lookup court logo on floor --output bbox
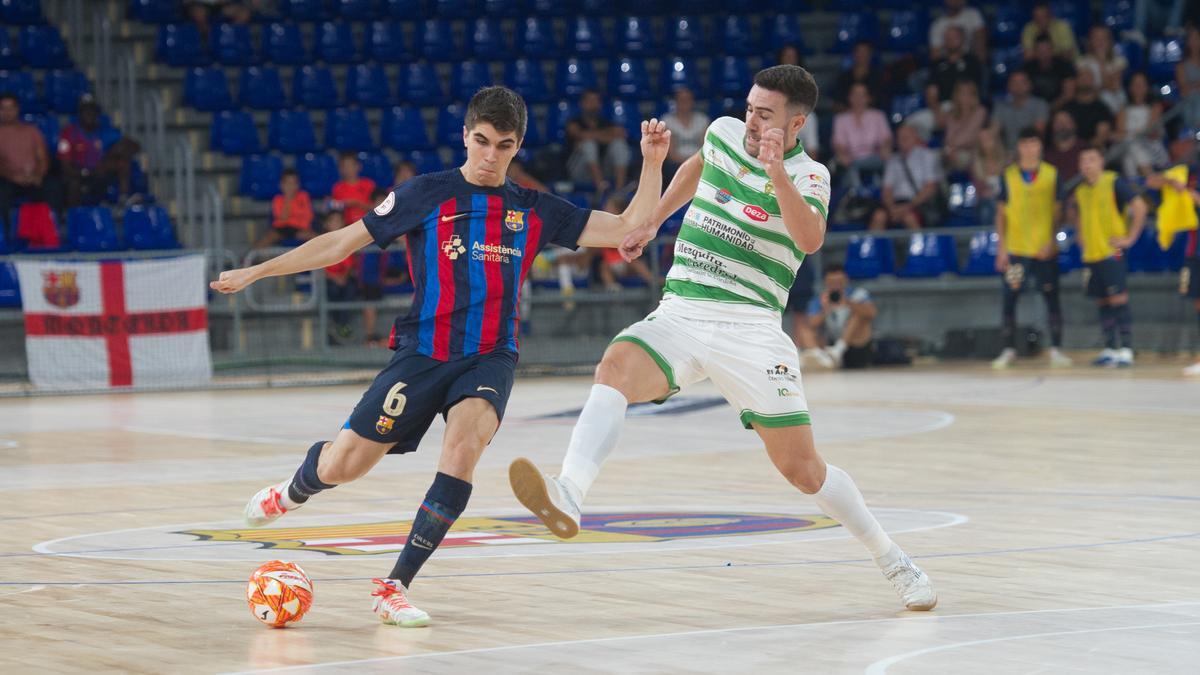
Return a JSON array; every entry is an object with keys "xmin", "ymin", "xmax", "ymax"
[{"xmin": 179, "ymin": 511, "xmax": 839, "ymax": 556}]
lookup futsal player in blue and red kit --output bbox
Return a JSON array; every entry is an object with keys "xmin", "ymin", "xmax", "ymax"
[{"xmin": 211, "ymin": 86, "xmax": 672, "ymax": 626}]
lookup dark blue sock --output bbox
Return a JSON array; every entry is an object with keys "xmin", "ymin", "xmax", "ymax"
[
  {"xmin": 288, "ymin": 441, "xmax": 336, "ymax": 504},
  {"xmin": 389, "ymin": 472, "xmax": 473, "ymax": 587},
  {"xmin": 1115, "ymin": 303, "xmax": 1133, "ymax": 349},
  {"xmin": 1099, "ymin": 306, "xmax": 1119, "ymax": 349}
]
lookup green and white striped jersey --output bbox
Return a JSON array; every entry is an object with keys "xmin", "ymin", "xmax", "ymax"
[{"xmin": 664, "ymin": 116, "xmax": 830, "ymax": 317}]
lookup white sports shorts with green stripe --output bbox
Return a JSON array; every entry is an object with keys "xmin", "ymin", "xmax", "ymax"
[{"xmin": 612, "ymin": 295, "xmax": 810, "ymax": 429}]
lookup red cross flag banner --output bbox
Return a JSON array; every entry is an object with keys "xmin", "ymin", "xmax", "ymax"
[{"xmin": 15, "ymin": 255, "xmax": 212, "ymax": 390}]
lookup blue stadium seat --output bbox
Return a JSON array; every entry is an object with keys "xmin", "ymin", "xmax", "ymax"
[
  {"xmin": 0, "ymin": 262, "xmax": 20, "ymax": 308},
  {"xmin": 357, "ymin": 150, "xmax": 394, "ymax": 187},
  {"xmin": 483, "ymin": 0, "xmax": 523, "ymax": 17},
  {"xmin": 530, "ymin": 0, "xmax": 573, "ymax": 16},
  {"xmin": 844, "ymin": 235, "xmax": 895, "ymax": 279},
  {"xmin": 469, "ymin": 18, "xmax": 507, "ymax": 60},
  {"xmin": 420, "ymin": 19, "xmax": 457, "ymax": 61},
  {"xmin": 436, "ymin": 103, "xmax": 466, "ymax": 147},
  {"xmin": 345, "ymin": 63, "xmax": 392, "ymax": 108},
  {"xmin": 326, "ymin": 107, "xmax": 373, "ymax": 151},
  {"xmin": 1050, "ymin": 1, "xmax": 1088, "ymax": 38},
  {"xmin": 269, "ymin": 109, "xmax": 320, "ymax": 152},
  {"xmin": 123, "ymin": 204, "xmax": 179, "ymax": 250},
  {"xmin": 1148, "ymin": 39, "xmax": 1183, "ymax": 84},
  {"xmin": 45, "ymin": 70, "xmax": 90, "ymax": 114},
  {"xmin": 399, "ymin": 62, "xmax": 447, "ymax": 105},
  {"xmin": 338, "ymin": 0, "xmax": 379, "ymax": 20},
  {"xmin": 316, "ymin": 21, "xmax": 359, "ymax": 64},
  {"xmin": 516, "ymin": 17, "xmax": 559, "ymax": 58},
  {"xmin": 0, "ymin": 0, "xmax": 44, "ymax": 24},
  {"xmin": 383, "ymin": 0, "xmax": 422, "ymax": 17},
  {"xmin": 578, "ymin": 0, "xmax": 613, "ymax": 14},
  {"xmin": 156, "ymin": 24, "xmax": 209, "ymax": 67},
  {"xmin": 292, "ymin": 65, "xmax": 339, "ymax": 109},
  {"xmin": 1127, "ymin": 227, "xmax": 1169, "ymax": 272},
  {"xmin": 616, "ymin": 16, "xmax": 656, "ymax": 56},
  {"xmin": 557, "ymin": 58, "xmax": 597, "ymax": 98},
  {"xmin": 20, "ymin": 26, "xmax": 71, "ymax": 68},
  {"xmin": 886, "ymin": 10, "xmax": 927, "ymax": 53},
  {"xmin": 210, "ymin": 110, "xmax": 262, "ymax": 155},
  {"xmin": 945, "ymin": 177, "xmax": 979, "ymax": 228},
  {"xmin": 721, "ymin": 16, "xmax": 755, "ymax": 57},
  {"xmin": 212, "ymin": 23, "xmax": 257, "ymax": 66},
  {"xmin": 666, "ymin": 15, "xmax": 704, "ymax": 56},
  {"xmin": 368, "ymin": 21, "xmax": 412, "ymax": 63},
  {"xmin": 21, "ymin": 113, "xmax": 59, "ymax": 154},
  {"xmin": 569, "ymin": 17, "xmax": 607, "ymax": 56},
  {"xmin": 434, "ymin": 0, "xmax": 476, "ymax": 19},
  {"xmin": 608, "ymin": 99, "xmax": 642, "ymax": 141},
  {"xmin": 296, "ymin": 152, "xmax": 338, "ymax": 197},
  {"xmin": 888, "ymin": 92, "xmax": 922, "ymax": 125},
  {"xmin": 991, "ymin": 46, "xmax": 1025, "ymax": 93},
  {"xmin": 184, "ymin": 66, "xmax": 233, "ymax": 112},
  {"xmin": 239, "ymin": 66, "xmax": 287, "ymax": 109},
  {"xmin": 833, "ymin": 12, "xmax": 878, "ymax": 54},
  {"xmin": 239, "ymin": 154, "xmax": 284, "ymax": 199},
  {"xmin": 961, "ymin": 231, "xmax": 999, "ymax": 276},
  {"xmin": 1102, "ymin": 0, "xmax": 1135, "ymax": 33},
  {"xmin": 1116, "ymin": 39, "xmax": 1143, "ymax": 73},
  {"xmin": 130, "ymin": 0, "xmax": 181, "ymax": 23},
  {"xmin": 546, "ymin": 99, "xmax": 581, "ymax": 144},
  {"xmin": 520, "ymin": 112, "xmax": 543, "ymax": 147},
  {"xmin": 67, "ymin": 207, "xmax": 120, "ymax": 252},
  {"xmin": 714, "ymin": 56, "xmax": 751, "ymax": 97},
  {"xmin": 0, "ymin": 70, "xmax": 40, "ymax": 114},
  {"xmin": 660, "ymin": 56, "xmax": 701, "ymax": 96},
  {"xmin": 992, "ymin": 6, "xmax": 1027, "ymax": 49},
  {"xmin": 504, "ymin": 58, "xmax": 550, "ymax": 103},
  {"xmin": 769, "ymin": 14, "xmax": 804, "ymax": 53},
  {"xmin": 451, "ymin": 60, "xmax": 492, "ymax": 103},
  {"xmin": 282, "ymin": 0, "xmax": 331, "ymax": 20},
  {"xmin": 407, "ymin": 149, "xmax": 444, "ymax": 173},
  {"xmin": 381, "ymin": 105, "xmax": 432, "ymax": 150},
  {"xmin": 898, "ymin": 233, "xmax": 957, "ymax": 277},
  {"xmin": 608, "ymin": 58, "xmax": 651, "ymax": 99},
  {"xmin": 0, "ymin": 28, "xmax": 19, "ymax": 70},
  {"xmin": 263, "ymin": 22, "xmax": 308, "ymax": 66},
  {"xmin": 1056, "ymin": 230, "xmax": 1082, "ymax": 272}
]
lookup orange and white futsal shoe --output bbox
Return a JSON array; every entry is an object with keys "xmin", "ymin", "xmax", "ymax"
[
  {"xmin": 371, "ymin": 579, "xmax": 430, "ymax": 627},
  {"xmin": 243, "ymin": 480, "xmax": 296, "ymax": 527}
]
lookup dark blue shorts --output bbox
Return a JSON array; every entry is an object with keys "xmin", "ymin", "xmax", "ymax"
[
  {"xmin": 1004, "ymin": 256, "xmax": 1060, "ymax": 293},
  {"xmin": 1085, "ymin": 258, "xmax": 1128, "ymax": 299},
  {"xmin": 345, "ymin": 344, "xmax": 517, "ymax": 454}
]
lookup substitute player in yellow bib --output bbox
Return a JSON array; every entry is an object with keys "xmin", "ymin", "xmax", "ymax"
[
  {"xmin": 508, "ymin": 66, "xmax": 936, "ymax": 611},
  {"xmin": 1068, "ymin": 145, "xmax": 1147, "ymax": 367},
  {"xmin": 992, "ymin": 127, "xmax": 1073, "ymax": 369}
]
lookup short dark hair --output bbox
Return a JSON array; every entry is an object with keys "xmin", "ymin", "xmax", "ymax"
[
  {"xmin": 753, "ymin": 65, "xmax": 819, "ymax": 114},
  {"xmin": 1018, "ymin": 127, "xmax": 1042, "ymax": 141},
  {"xmin": 281, "ymin": 168, "xmax": 299, "ymax": 179},
  {"xmin": 0, "ymin": 92, "xmax": 16, "ymax": 105},
  {"xmin": 338, "ymin": 151, "xmax": 359, "ymax": 163},
  {"xmin": 465, "ymin": 85, "xmax": 527, "ymax": 140},
  {"xmin": 1079, "ymin": 143, "xmax": 1104, "ymax": 156},
  {"xmin": 823, "ymin": 262, "xmax": 845, "ymax": 276}
]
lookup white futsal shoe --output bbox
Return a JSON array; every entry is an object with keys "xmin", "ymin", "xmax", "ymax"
[
  {"xmin": 509, "ymin": 457, "xmax": 582, "ymax": 539},
  {"xmin": 371, "ymin": 579, "xmax": 430, "ymax": 627},
  {"xmin": 1092, "ymin": 348, "xmax": 1118, "ymax": 367},
  {"xmin": 991, "ymin": 347, "xmax": 1017, "ymax": 370},
  {"xmin": 804, "ymin": 348, "xmax": 835, "ymax": 369},
  {"xmin": 1048, "ymin": 348, "xmax": 1073, "ymax": 368},
  {"xmin": 1114, "ymin": 347, "xmax": 1134, "ymax": 368},
  {"xmin": 881, "ymin": 552, "xmax": 938, "ymax": 611},
  {"xmin": 243, "ymin": 480, "xmax": 296, "ymax": 527},
  {"xmin": 1184, "ymin": 361, "xmax": 1200, "ymax": 376}
]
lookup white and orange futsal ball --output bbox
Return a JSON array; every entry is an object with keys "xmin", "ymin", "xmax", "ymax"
[{"xmin": 247, "ymin": 560, "xmax": 313, "ymax": 628}]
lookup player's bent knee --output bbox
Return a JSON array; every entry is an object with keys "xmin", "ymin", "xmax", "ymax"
[
  {"xmin": 785, "ymin": 462, "xmax": 826, "ymax": 494},
  {"xmin": 595, "ymin": 343, "xmax": 667, "ymax": 402}
]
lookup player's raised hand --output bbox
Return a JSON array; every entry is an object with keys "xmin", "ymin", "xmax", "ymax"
[
  {"xmin": 619, "ymin": 222, "xmax": 658, "ymax": 263},
  {"xmin": 210, "ymin": 267, "xmax": 259, "ymax": 294},
  {"xmin": 640, "ymin": 118, "xmax": 671, "ymax": 166},
  {"xmin": 757, "ymin": 127, "xmax": 785, "ymax": 173}
]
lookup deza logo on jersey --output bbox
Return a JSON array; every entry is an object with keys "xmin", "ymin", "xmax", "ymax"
[{"xmin": 743, "ymin": 205, "xmax": 769, "ymax": 222}]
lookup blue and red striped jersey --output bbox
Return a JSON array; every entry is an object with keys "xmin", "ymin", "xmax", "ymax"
[{"xmin": 362, "ymin": 169, "xmax": 591, "ymax": 361}]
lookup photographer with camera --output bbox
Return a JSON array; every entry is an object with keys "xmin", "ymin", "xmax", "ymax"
[{"xmin": 801, "ymin": 263, "xmax": 878, "ymax": 369}]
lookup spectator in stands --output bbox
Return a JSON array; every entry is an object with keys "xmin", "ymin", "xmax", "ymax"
[
  {"xmin": 0, "ymin": 92, "xmax": 50, "ymax": 231},
  {"xmin": 776, "ymin": 44, "xmax": 803, "ymax": 67},
  {"xmin": 938, "ymin": 80, "xmax": 988, "ymax": 171},
  {"xmin": 801, "ymin": 263, "xmax": 878, "ymax": 370},
  {"xmin": 973, "ymin": 127, "xmax": 1007, "ymax": 227},
  {"xmin": 990, "ymin": 70, "xmax": 1050, "ymax": 154},
  {"xmin": 662, "ymin": 87, "xmax": 710, "ymax": 183},
  {"xmin": 253, "ymin": 168, "xmax": 314, "ymax": 249},
  {"xmin": 930, "ymin": 26, "xmax": 985, "ymax": 103},
  {"xmin": 833, "ymin": 83, "xmax": 892, "ymax": 189},
  {"xmin": 786, "ymin": 264, "xmax": 823, "ymax": 367},
  {"xmin": 870, "ymin": 123, "xmax": 943, "ymax": 231},
  {"xmin": 1022, "ymin": 34, "xmax": 1077, "ymax": 110},
  {"xmin": 508, "ymin": 160, "xmax": 550, "ymax": 192},
  {"xmin": 596, "ymin": 195, "xmax": 656, "ymax": 291},
  {"xmin": 901, "ymin": 84, "xmax": 941, "ymax": 145},
  {"xmin": 833, "ymin": 41, "xmax": 886, "ymax": 113},
  {"xmin": 1062, "ymin": 69, "xmax": 1115, "ymax": 146},
  {"xmin": 1021, "ymin": 2, "xmax": 1079, "ymax": 60},
  {"xmin": 1177, "ymin": 25, "xmax": 1200, "ymax": 130},
  {"xmin": 330, "ymin": 152, "xmax": 376, "ymax": 227},
  {"xmin": 1076, "ymin": 26, "xmax": 1128, "ymax": 114},
  {"xmin": 566, "ymin": 89, "xmax": 631, "ymax": 192},
  {"xmin": 58, "ymin": 96, "xmax": 141, "ymax": 209},
  {"xmin": 1134, "ymin": 0, "xmax": 1188, "ymax": 41},
  {"xmin": 1117, "ymin": 72, "xmax": 1169, "ymax": 177},
  {"xmin": 185, "ymin": 1, "xmax": 255, "ymax": 41},
  {"xmin": 319, "ymin": 210, "xmax": 358, "ymax": 343},
  {"xmin": 394, "ymin": 160, "xmax": 417, "ymax": 186},
  {"xmin": 1044, "ymin": 110, "xmax": 1084, "ymax": 182},
  {"xmin": 929, "ymin": 0, "xmax": 987, "ymax": 61}
]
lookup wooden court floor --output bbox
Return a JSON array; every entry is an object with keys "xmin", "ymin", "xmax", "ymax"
[{"xmin": 1, "ymin": 359, "xmax": 1198, "ymax": 674}]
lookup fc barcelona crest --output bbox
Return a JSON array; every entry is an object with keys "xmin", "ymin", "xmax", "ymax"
[
  {"xmin": 505, "ymin": 209, "xmax": 526, "ymax": 232},
  {"xmin": 42, "ymin": 270, "xmax": 80, "ymax": 308},
  {"xmin": 376, "ymin": 415, "xmax": 394, "ymax": 435}
]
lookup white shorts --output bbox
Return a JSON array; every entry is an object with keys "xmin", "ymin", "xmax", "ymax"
[{"xmin": 612, "ymin": 299, "xmax": 810, "ymax": 429}]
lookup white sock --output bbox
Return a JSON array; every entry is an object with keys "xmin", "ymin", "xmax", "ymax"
[
  {"xmin": 559, "ymin": 384, "xmax": 628, "ymax": 504},
  {"xmin": 557, "ymin": 263, "xmax": 574, "ymax": 291},
  {"xmin": 812, "ymin": 464, "xmax": 899, "ymax": 567}
]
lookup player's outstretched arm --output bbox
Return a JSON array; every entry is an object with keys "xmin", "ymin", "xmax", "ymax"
[
  {"xmin": 758, "ymin": 128, "xmax": 825, "ymax": 254},
  {"xmin": 210, "ymin": 221, "xmax": 374, "ymax": 294},
  {"xmin": 612, "ymin": 149, "xmax": 706, "ymax": 262},
  {"xmin": 576, "ymin": 119, "xmax": 670, "ymax": 254}
]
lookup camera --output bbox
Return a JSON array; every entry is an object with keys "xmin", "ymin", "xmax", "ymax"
[{"xmin": 828, "ymin": 289, "xmax": 842, "ymax": 303}]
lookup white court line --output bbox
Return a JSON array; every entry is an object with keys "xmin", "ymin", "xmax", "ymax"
[
  {"xmin": 864, "ymin": 621, "xmax": 1200, "ymax": 674},
  {"xmin": 0, "ymin": 585, "xmax": 45, "ymax": 597},
  {"xmin": 0, "ymin": 439, "xmax": 19, "ymax": 449},
  {"xmin": 223, "ymin": 600, "xmax": 1200, "ymax": 674},
  {"xmin": 119, "ymin": 426, "xmax": 306, "ymax": 445}
]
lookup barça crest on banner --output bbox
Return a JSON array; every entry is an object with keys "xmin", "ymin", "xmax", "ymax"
[
  {"xmin": 376, "ymin": 415, "xmax": 394, "ymax": 435},
  {"xmin": 505, "ymin": 209, "xmax": 526, "ymax": 232},
  {"xmin": 42, "ymin": 271, "xmax": 80, "ymax": 308}
]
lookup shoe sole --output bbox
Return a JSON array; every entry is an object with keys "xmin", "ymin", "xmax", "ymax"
[
  {"xmin": 509, "ymin": 457, "xmax": 580, "ymax": 539},
  {"xmin": 906, "ymin": 595, "xmax": 938, "ymax": 611},
  {"xmin": 380, "ymin": 615, "xmax": 430, "ymax": 628}
]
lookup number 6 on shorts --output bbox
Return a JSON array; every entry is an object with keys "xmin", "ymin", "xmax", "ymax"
[{"xmin": 382, "ymin": 381, "xmax": 408, "ymax": 416}]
